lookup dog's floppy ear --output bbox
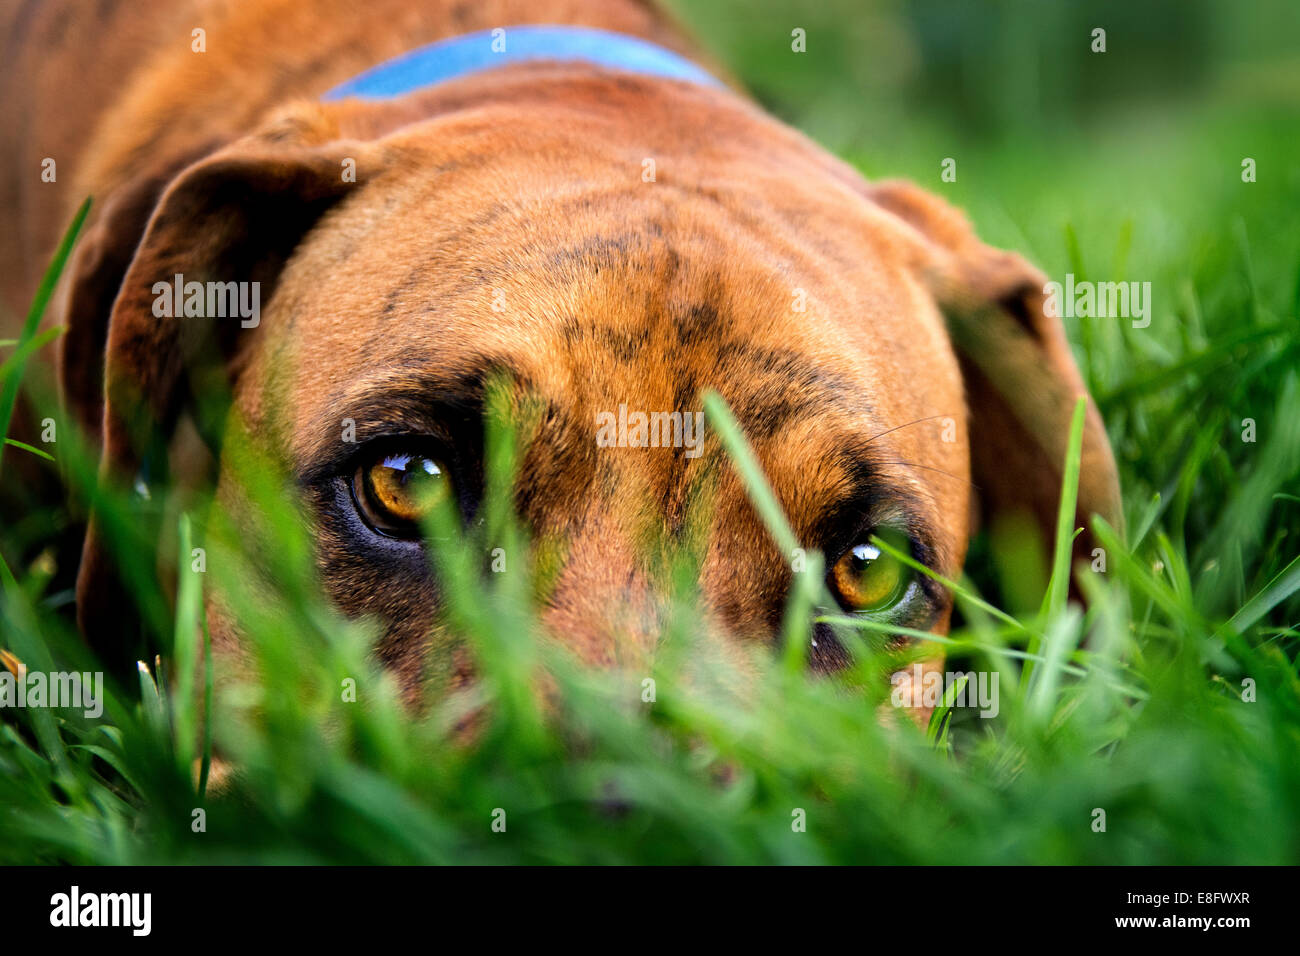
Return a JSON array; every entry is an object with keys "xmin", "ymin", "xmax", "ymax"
[
  {"xmin": 70, "ymin": 108, "xmax": 383, "ymax": 654},
  {"xmin": 58, "ymin": 167, "xmax": 194, "ymax": 447},
  {"xmin": 867, "ymin": 180, "xmax": 1122, "ymax": 563}
]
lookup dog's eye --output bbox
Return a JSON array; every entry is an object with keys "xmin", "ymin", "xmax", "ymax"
[
  {"xmin": 352, "ymin": 449, "xmax": 452, "ymax": 537},
  {"xmin": 828, "ymin": 531, "xmax": 910, "ymax": 613}
]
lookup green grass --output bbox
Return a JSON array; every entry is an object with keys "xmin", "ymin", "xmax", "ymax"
[{"xmin": 2, "ymin": 7, "xmax": 1299, "ymax": 864}]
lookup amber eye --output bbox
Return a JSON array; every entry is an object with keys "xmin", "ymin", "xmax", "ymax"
[
  {"xmin": 352, "ymin": 449, "xmax": 452, "ymax": 537},
  {"xmin": 828, "ymin": 533, "xmax": 909, "ymax": 612}
]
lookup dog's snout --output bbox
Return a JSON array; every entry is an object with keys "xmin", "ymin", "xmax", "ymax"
[{"xmin": 534, "ymin": 525, "xmax": 662, "ymax": 670}]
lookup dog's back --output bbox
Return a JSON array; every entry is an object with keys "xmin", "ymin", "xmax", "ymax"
[{"xmin": 2, "ymin": 0, "xmax": 173, "ymax": 316}]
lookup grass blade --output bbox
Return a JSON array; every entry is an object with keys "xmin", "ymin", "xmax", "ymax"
[{"xmin": 0, "ymin": 197, "xmax": 90, "ymax": 474}]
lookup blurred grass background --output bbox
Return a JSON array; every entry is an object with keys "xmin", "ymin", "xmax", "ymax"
[{"xmin": 1, "ymin": 0, "xmax": 1298, "ymax": 864}]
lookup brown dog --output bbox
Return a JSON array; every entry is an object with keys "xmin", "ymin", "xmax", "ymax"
[{"xmin": 1, "ymin": 0, "xmax": 1120, "ymax": 712}]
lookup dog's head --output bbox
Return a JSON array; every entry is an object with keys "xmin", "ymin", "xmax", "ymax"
[{"xmin": 62, "ymin": 67, "xmax": 1120, "ymax": 694}]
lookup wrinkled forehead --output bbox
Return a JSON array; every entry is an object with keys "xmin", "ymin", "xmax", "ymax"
[
  {"xmin": 271, "ymin": 158, "xmax": 954, "ymax": 396},
  {"xmin": 249, "ymin": 154, "xmax": 969, "ymax": 552}
]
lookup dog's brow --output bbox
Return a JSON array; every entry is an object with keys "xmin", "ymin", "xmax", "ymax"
[
  {"xmin": 344, "ymin": 366, "xmax": 492, "ymax": 408},
  {"xmin": 807, "ymin": 443, "xmax": 943, "ymax": 562},
  {"xmin": 295, "ymin": 365, "xmax": 507, "ymax": 484},
  {"xmin": 712, "ymin": 346, "xmax": 863, "ymax": 440}
]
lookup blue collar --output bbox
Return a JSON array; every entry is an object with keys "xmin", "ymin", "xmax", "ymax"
[{"xmin": 323, "ymin": 24, "xmax": 721, "ymax": 101}]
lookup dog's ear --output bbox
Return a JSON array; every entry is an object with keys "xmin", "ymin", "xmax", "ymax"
[
  {"xmin": 58, "ymin": 167, "xmax": 195, "ymax": 448},
  {"xmin": 69, "ymin": 108, "xmax": 382, "ymax": 655},
  {"xmin": 867, "ymin": 180, "xmax": 1122, "ymax": 564}
]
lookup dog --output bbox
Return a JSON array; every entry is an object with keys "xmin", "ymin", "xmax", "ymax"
[{"xmin": 1, "ymin": 0, "xmax": 1121, "ymax": 717}]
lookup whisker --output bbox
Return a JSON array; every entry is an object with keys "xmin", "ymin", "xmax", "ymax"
[{"xmin": 862, "ymin": 414, "xmax": 956, "ymax": 446}]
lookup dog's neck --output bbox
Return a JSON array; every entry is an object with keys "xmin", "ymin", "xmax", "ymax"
[{"xmin": 323, "ymin": 24, "xmax": 721, "ymax": 102}]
